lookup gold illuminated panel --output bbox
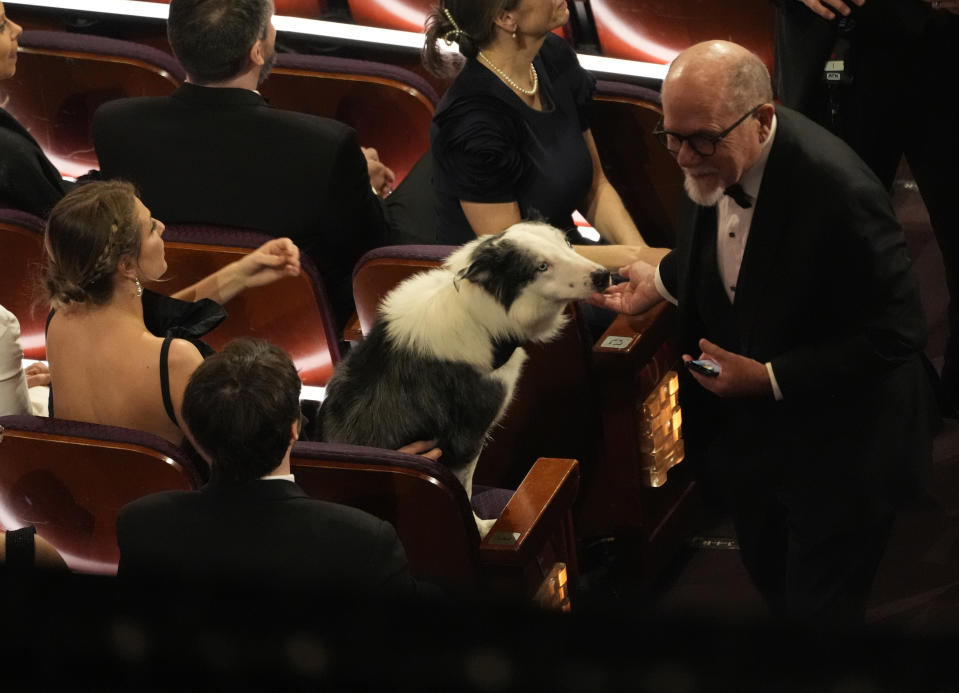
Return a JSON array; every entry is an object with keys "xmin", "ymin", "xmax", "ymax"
[
  {"xmin": 534, "ymin": 562, "xmax": 570, "ymax": 611},
  {"xmin": 637, "ymin": 370, "xmax": 684, "ymax": 487}
]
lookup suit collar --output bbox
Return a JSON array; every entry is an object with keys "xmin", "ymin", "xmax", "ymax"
[
  {"xmin": 173, "ymin": 82, "xmax": 267, "ymax": 108},
  {"xmin": 731, "ymin": 107, "xmax": 799, "ymax": 350},
  {"xmin": 199, "ymin": 478, "xmax": 310, "ymax": 501},
  {"xmin": 683, "ymin": 108, "xmax": 798, "ymax": 353}
]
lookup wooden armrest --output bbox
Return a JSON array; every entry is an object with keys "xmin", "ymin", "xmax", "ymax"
[
  {"xmin": 342, "ymin": 312, "xmax": 363, "ymax": 343},
  {"xmin": 479, "ymin": 457, "xmax": 579, "ymax": 566},
  {"xmin": 591, "ymin": 303, "xmax": 676, "ymax": 368}
]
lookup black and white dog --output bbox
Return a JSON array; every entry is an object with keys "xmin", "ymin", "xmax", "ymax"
[{"xmin": 318, "ymin": 221, "xmax": 611, "ymax": 537}]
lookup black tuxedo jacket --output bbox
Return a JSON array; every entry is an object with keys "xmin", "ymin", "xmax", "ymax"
[
  {"xmin": 92, "ymin": 84, "xmax": 391, "ymax": 329},
  {"xmin": 659, "ymin": 107, "xmax": 935, "ymax": 521},
  {"xmin": 0, "ymin": 108, "xmax": 69, "ymax": 216},
  {"xmin": 117, "ymin": 478, "xmax": 418, "ymax": 593}
]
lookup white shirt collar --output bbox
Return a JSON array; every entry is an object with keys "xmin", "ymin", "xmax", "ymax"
[
  {"xmin": 738, "ymin": 113, "xmax": 777, "ymax": 200},
  {"xmin": 260, "ymin": 473, "xmax": 296, "ymax": 482}
]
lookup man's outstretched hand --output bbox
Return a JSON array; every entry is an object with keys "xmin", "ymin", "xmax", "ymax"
[{"xmin": 587, "ymin": 261, "xmax": 664, "ymax": 316}]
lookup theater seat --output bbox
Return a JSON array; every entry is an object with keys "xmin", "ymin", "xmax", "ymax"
[
  {"xmin": 0, "ymin": 415, "xmax": 204, "ymax": 575},
  {"xmin": 160, "ymin": 225, "xmax": 342, "ymax": 387},
  {"xmin": 349, "ymin": 246, "xmax": 701, "ymax": 585},
  {"xmin": 0, "ymin": 208, "xmax": 47, "ymax": 360},
  {"xmin": 346, "ymin": 0, "xmax": 573, "ymax": 42},
  {"xmin": 291, "ymin": 441, "xmax": 579, "ymax": 606},
  {"xmin": 260, "ymin": 54, "xmax": 439, "ymax": 184},
  {"xmin": 350, "ymin": 244, "xmax": 451, "ymax": 337},
  {"xmin": 589, "ymin": 0, "xmax": 774, "ymax": 70},
  {"xmin": 6, "ymin": 30, "xmax": 184, "ymax": 178},
  {"xmin": 590, "ymin": 81, "xmax": 683, "ymax": 249},
  {"xmin": 346, "ymin": 0, "xmax": 432, "ymax": 33}
]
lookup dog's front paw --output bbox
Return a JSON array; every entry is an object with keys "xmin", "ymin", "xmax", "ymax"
[{"xmin": 474, "ymin": 516, "xmax": 497, "ymax": 540}]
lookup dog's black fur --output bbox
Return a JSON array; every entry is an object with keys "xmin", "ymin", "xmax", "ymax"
[
  {"xmin": 316, "ymin": 222, "xmax": 610, "ymax": 530},
  {"xmin": 317, "ymin": 323, "xmax": 509, "ymax": 474}
]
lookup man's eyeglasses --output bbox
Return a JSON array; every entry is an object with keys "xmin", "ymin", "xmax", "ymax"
[{"xmin": 653, "ymin": 104, "xmax": 764, "ymax": 157}]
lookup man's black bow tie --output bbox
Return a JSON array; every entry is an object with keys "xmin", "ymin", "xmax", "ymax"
[{"xmin": 724, "ymin": 184, "xmax": 752, "ymax": 209}]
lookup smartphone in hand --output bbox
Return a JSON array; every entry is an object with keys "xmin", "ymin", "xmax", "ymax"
[{"xmin": 686, "ymin": 359, "xmax": 721, "ymax": 377}]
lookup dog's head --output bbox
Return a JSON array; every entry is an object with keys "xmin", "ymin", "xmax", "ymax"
[{"xmin": 446, "ymin": 221, "xmax": 611, "ymax": 338}]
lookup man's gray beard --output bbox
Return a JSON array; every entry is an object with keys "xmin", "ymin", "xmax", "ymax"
[
  {"xmin": 683, "ymin": 173, "xmax": 724, "ymax": 207},
  {"xmin": 257, "ymin": 50, "xmax": 277, "ymax": 87}
]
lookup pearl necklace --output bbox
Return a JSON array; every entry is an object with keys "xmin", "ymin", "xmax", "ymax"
[{"xmin": 478, "ymin": 51, "xmax": 538, "ymax": 96}]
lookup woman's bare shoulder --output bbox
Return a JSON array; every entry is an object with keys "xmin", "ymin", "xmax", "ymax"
[{"xmin": 165, "ymin": 338, "xmax": 205, "ymax": 378}]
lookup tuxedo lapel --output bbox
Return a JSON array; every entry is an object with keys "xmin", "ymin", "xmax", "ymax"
[
  {"xmin": 728, "ymin": 113, "xmax": 797, "ymax": 355},
  {"xmin": 677, "ymin": 199, "xmax": 715, "ymax": 304}
]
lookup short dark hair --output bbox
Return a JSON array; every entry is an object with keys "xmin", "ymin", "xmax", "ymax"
[
  {"xmin": 182, "ymin": 338, "xmax": 302, "ymax": 484},
  {"xmin": 167, "ymin": 0, "xmax": 273, "ymax": 84}
]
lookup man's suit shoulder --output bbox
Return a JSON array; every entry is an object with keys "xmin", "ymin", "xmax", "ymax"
[
  {"xmin": 253, "ymin": 103, "xmax": 356, "ymax": 138},
  {"xmin": 117, "ymin": 488, "xmax": 198, "ymax": 524},
  {"xmin": 119, "ymin": 484, "xmax": 391, "ymax": 535},
  {"xmin": 772, "ymin": 107, "xmax": 887, "ymax": 195},
  {"xmin": 96, "ymin": 91, "xmax": 356, "ymax": 141},
  {"xmin": 285, "ymin": 494, "xmax": 395, "ymax": 537}
]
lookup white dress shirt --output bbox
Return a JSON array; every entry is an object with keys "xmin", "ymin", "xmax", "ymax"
[
  {"xmin": 0, "ymin": 305, "xmax": 32, "ymax": 416},
  {"xmin": 655, "ymin": 115, "xmax": 785, "ymax": 399}
]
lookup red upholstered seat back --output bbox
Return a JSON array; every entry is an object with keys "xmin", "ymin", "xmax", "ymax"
[
  {"xmin": 0, "ymin": 415, "xmax": 203, "ymax": 575},
  {"xmin": 161, "ymin": 225, "xmax": 342, "ymax": 387},
  {"xmin": 0, "ymin": 209, "xmax": 47, "ymax": 360}
]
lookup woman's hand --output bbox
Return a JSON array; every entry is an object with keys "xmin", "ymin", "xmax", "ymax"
[
  {"xmin": 397, "ymin": 439, "xmax": 443, "ymax": 461},
  {"xmin": 237, "ymin": 238, "xmax": 301, "ymax": 289},
  {"xmin": 575, "ymin": 243, "xmax": 670, "ymax": 270},
  {"xmin": 24, "ymin": 361, "xmax": 51, "ymax": 388}
]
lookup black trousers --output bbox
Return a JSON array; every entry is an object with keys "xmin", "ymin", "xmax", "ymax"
[
  {"xmin": 695, "ymin": 407, "xmax": 904, "ymax": 626},
  {"xmin": 727, "ymin": 484, "xmax": 895, "ymax": 626}
]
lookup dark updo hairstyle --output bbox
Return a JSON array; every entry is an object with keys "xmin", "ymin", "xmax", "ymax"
[
  {"xmin": 422, "ymin": 0, "xmax": 520, "ymax": 77},
  {"xmin": 44, "ymin": 180, "xmax": 142, "ymax": 307}
]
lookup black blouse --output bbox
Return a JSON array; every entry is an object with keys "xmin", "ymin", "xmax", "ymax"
[
  {"xmin": 430, "ymin": 33, "xmax": 596, "ymax": 245},
  {"xmin": 0, "ymin": 107, "xmax": 70, "ymax": 216}
]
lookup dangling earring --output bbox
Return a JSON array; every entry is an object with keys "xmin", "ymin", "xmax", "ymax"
[
  {"xmin": 134, "ymin": 276, "xmax": 143, "ymax": 297},
  {"xmin": 512, "ymin": 30, "xmax": 517, "ymax": 40}
]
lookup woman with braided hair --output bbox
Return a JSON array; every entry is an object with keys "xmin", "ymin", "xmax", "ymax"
[
  {"xmin": 43, "ymin": 181, "xmax": 300, "ymax": 445},
  {"xmin": 423, "ymin": 0, "xmax": 667, "ymax": 269}
]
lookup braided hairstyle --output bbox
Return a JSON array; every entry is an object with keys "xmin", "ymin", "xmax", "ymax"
[
  {"xmin": 422, "ymin": 0, "xmax": 520, "ymax": 77},
  {"xmin": 44, "ymin": 181, "xmax": 142, "ymax": 307}
]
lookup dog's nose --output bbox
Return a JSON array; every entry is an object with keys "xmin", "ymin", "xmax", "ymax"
[{"xmin": 591, "ymin": 269, "xmax": 612, "ymax": 291}]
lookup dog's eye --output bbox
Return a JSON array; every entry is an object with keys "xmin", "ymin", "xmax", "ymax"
[{"xmin": 537, "ymin": 262, "xmax": 549, "ymax": 272}]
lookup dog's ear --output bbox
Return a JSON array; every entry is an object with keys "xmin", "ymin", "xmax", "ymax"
[
  {"xmin": 458, "ymin": 256, "xmax": 492, "ymax": 285},
  {"xmin": 455, "ymin": 235, "xmax": 498, "ymax": 287},
  {"xmin": 456, "ymin": 239, "xmax": 536, "ymax": 310}
]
